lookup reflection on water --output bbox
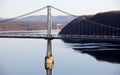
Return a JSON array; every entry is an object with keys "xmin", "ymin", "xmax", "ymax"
[
  {"xmin": 0, "ymin": 39, "xmax": 120, "ymax": 75},
  {"xmin": 71, "ymin": 43, "xmax": 120, "ymax": 64},
  {"xmin": 45, "ymin": 56, "xmax": 54, "ymax": 75},
  {"xmin": 75, "ymin": 49, "xmax": 120, "ymax": 64},
  {"xmin": 46, "ymin": 69, "xmax": 52, "ymax": 75},
  {"xmin": 45, "ymin": 62, "xmax": 54, "ymax": 75},
  {"xmin": 70, "ymin": 43, "xmax": 120, "ymax": 50}
]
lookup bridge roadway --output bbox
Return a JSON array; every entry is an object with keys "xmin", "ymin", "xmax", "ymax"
[{"xmin": 0, "ymin": 33, "xmax": 120, "ymax": 42}]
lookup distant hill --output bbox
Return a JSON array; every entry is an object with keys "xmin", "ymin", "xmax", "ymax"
[
  {"xmin": 59, "ymin": 11, "xmax": 120, "ymax": 36},
  {"xmin": 0, "ymin": 18, "xmax": 3, "ymax": 20},
  {"xmin": 19, "ymin": 15, "xmax": 76, "ymax": 22},
  {"xmin": 0, "ymin": 15, "xmax": 74, "ymax": 31},
  {"xmin": 0, "ymin": 15, "xmax": 76, "ymax": 22}
]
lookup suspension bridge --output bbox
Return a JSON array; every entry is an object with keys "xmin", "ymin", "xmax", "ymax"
[
  {"xmin": 0, "ymin": 6, "xmax": 120, "ymax": 70},
  {"xmin": 0, "ymin": 6, "xmax": 120, "ymax": 41}
]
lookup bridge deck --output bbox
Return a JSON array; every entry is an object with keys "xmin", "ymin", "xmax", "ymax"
[{"xmin": 0, "ymin": 33, "xmax": 120, "ymax": 42}]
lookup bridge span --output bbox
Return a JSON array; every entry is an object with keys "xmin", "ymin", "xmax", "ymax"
[
  {"xmin": 0, "ymin": 33, "xmax": 120, "ymax": 42},
  {"xmin": 0, "ymin": 5, "xmax": 120, "ymax": 71}
]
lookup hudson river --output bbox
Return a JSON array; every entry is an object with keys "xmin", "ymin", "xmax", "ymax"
[{"xmin": 0, "ymin": 38, "xmax": 120, "ymax": 75}]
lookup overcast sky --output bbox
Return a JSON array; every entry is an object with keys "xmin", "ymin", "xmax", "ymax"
[{"xmin": 0, "ymin": 0, "xmax": 120, "ymax": 18}]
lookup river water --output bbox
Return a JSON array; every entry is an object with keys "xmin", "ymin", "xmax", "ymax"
[{"xmin": 0, "ymin": 38, "xmax": 120, "ymax": 75}]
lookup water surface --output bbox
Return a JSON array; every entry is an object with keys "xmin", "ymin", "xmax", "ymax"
[{"xmin": 0, "ymin": 38, "xmax": 120, "ymax": 75}]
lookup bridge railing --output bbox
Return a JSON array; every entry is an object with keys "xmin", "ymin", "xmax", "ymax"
[
  {"xmin": 58, "ymin": 34, "xmax": 120, "ymax": 39},
  {"xmin": 0, "ymin": 32, "xmax": 120, "ymax": 40}
]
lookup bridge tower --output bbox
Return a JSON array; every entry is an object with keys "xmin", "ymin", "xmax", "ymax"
[{"xmin": 45, "ymin": 5, "xmax": 54, "ymax": 69}]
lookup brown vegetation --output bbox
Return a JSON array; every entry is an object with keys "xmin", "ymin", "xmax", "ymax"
[{"xmin": 0, "ymin": 21, "xmax": 67, "ymax": 31}]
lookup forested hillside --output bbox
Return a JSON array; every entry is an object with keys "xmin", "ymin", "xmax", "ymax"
[{"xmin": 59, "ymin": 11, "xmax": 120, "ymax": 36}]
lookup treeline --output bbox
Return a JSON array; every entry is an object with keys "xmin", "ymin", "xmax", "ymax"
[{"xmin": 0, "ymin": 21, "xmax": 67, "ymax": 31}]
